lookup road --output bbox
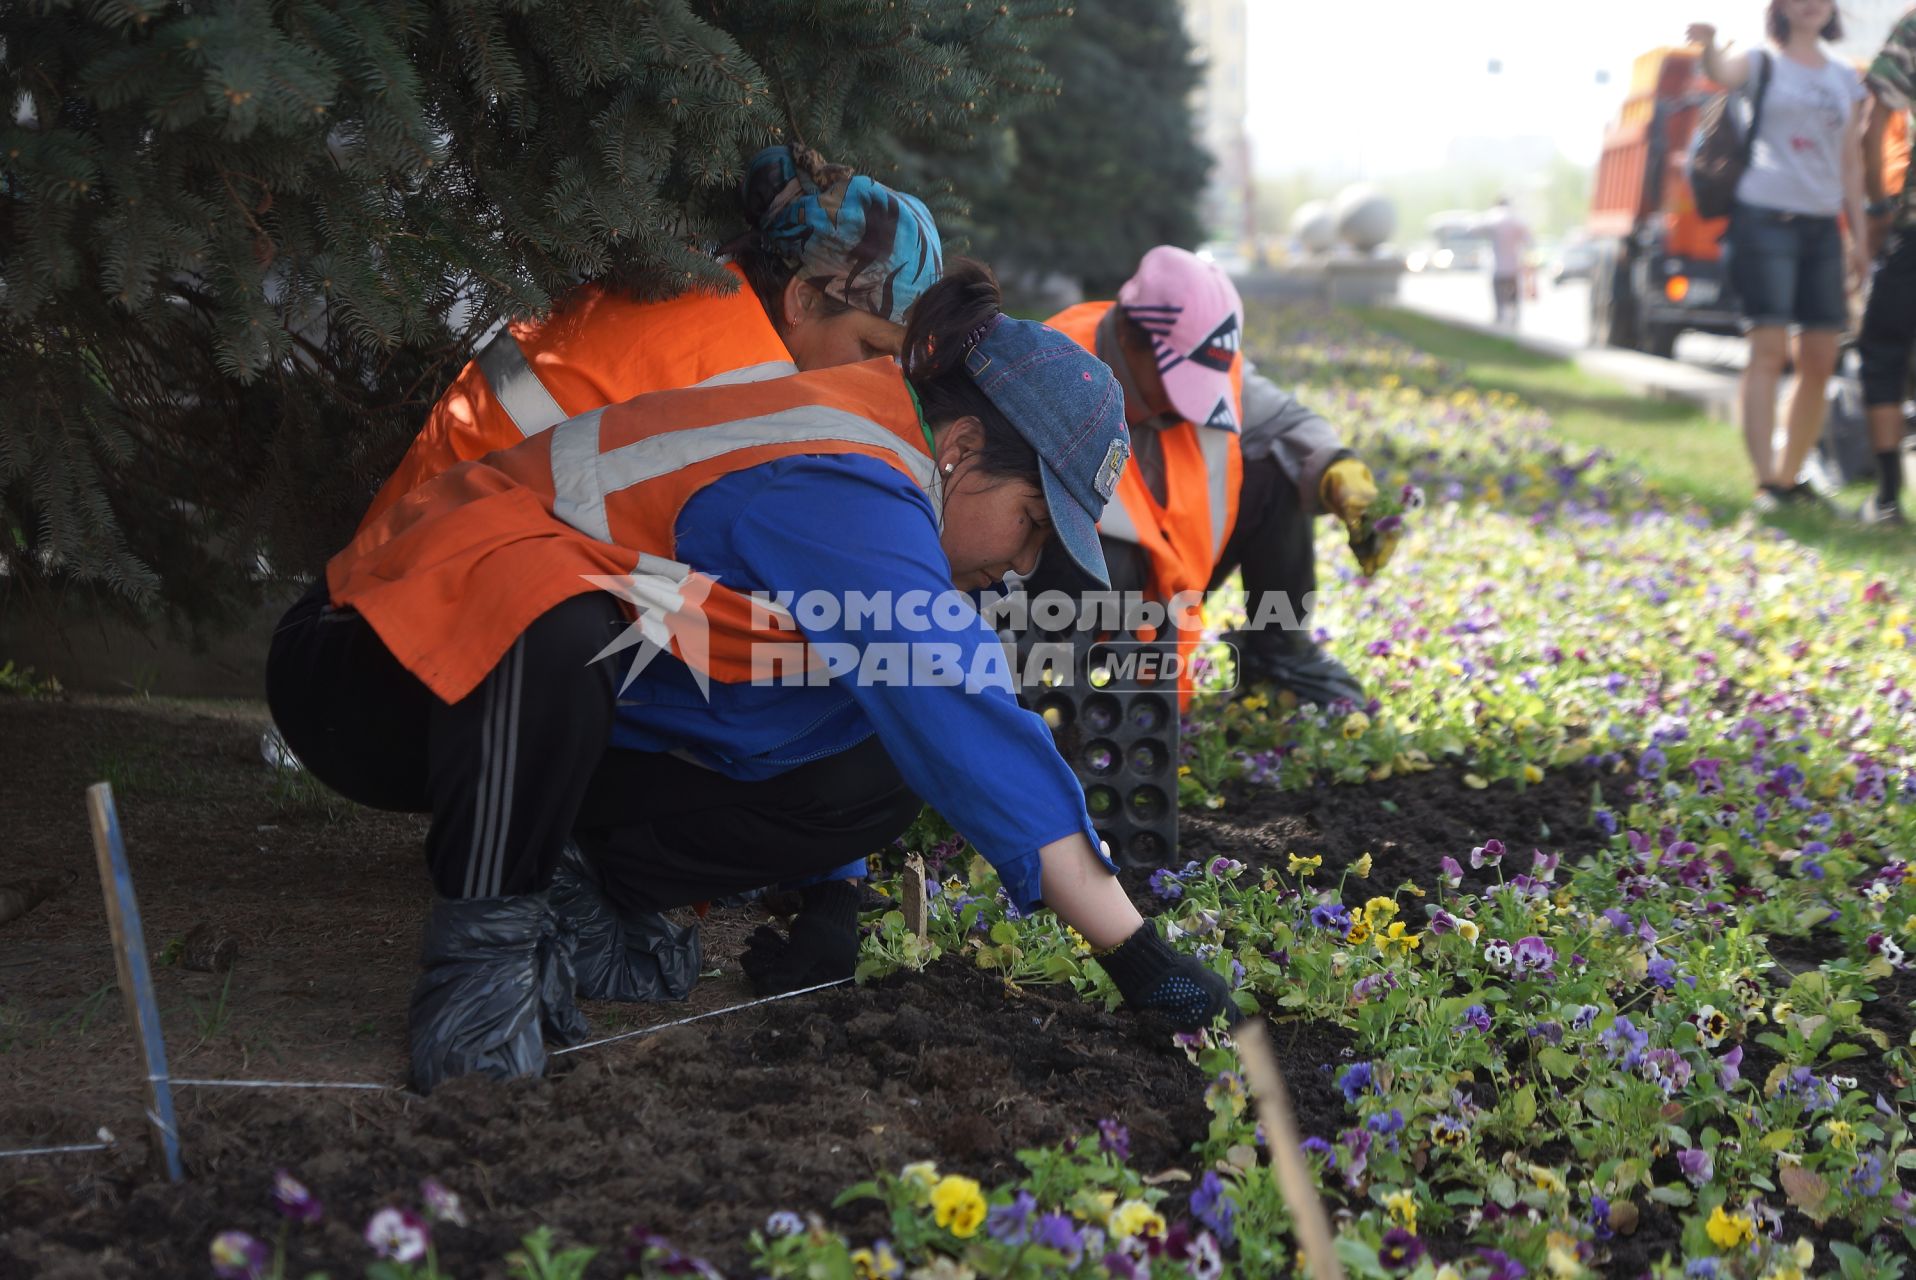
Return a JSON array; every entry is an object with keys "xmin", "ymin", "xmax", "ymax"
[{"xmin": 1396, "ymin": 269, "xmax": 1750, "ymax": 372}]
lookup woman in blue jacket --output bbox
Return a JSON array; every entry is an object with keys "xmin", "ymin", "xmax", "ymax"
[{"xmin": 268, "ymin": 263, "xmax": 1231, "ymax": 1090}]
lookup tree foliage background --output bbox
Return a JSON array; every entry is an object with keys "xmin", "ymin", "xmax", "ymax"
[
  {"xmin": 0, "ymin": 0, "xmax": 1203, "ymax": 631},
  {"xmin": 965, "ymin": 0, "xmax": 1208, "ymax": 300}
]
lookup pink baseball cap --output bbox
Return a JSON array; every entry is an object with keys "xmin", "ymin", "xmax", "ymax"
[{"xmin": 1116, "ymin": 245, "xmax": 1245, "ymax": 431}]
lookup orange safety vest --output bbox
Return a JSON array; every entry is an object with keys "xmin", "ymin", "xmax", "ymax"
[
  {"xmin": 1888, "ymin": 108, "xmax": 1910, "ymax": 200},
  {"xmin": 329, "ymin": 359, "xmax": 935, "ymax": 705},
  {"xmin": 1046, "ymin": 302, "xmax": 1243, "ymax": 706},
  {"xmin": 360, "ymin": 263, "xmax": 797, "ymax": 529}
]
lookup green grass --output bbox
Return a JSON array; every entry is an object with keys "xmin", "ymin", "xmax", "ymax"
[
  {"xmin": 183, "ymin": 969, "xmax": 237, "ymax": 1051},
  {"xmin": 1359, "ymin": 307, "xmax": 1913, "ymax": 577},
  {"xmin": 267, "ymin": 760, "xmax": 360, "ymax": 824},
  {"xmin": 92, "ymin": 746, "xmax": 187, "ymax": 799}
]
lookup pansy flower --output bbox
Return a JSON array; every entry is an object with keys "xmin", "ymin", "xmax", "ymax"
[
  {"xmin": 271, "ymin": 1169, "xmax": 322, "ymax": 1224},
  {"xmin": 364, "ymin": 1208, "xmax": 429, "ymax": 1263}
]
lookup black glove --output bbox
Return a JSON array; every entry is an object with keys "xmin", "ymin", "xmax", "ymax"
[
  {"xmin": 739, "ymin": 879, "xmax": 862, "ymax": 996},
  {"xmin": 1097, "ymin": 923, "xmax": 1234, "ymax": 1028}
]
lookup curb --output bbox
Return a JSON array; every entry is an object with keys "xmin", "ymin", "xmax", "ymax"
[{"xmin": 1390, "ymin": 303, "xmax": 1741, "ymax": 424}]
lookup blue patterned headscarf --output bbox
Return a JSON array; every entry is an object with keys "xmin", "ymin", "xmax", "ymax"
[{"xmin": 741, "ymin": 144, "xmax": 943, "ymax": 325}]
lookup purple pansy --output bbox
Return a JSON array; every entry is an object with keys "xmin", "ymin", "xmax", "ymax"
[
  {"xmin": 272, "ymin": 1169, "xmax": 323, "ymax": 1224},
  {"xmin": 1189, "ymin": 1171, "xmax": 1237, "ymax": 1247}
]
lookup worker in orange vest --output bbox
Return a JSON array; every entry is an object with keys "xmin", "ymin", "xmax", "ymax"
[
  {"xmin": 265, "ymin": 263, "xmax": 1231, "ymax": 1091},
  {"xmin": 1029, "ymin": 246, "xmax": 1397, "ymax": 706},
  {"xmin": 354, "ymin": 144, "xmax": 945, "ymax": 1002},
  {"xmin": 1859, "ymin": 7, "xmax": 1916, "ymax": 527},
  {"xmin": 360, "ymin": 143, "xmax": 943, "ymax": 528}
]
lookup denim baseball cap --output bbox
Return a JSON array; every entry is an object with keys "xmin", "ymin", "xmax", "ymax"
[{"xmin": 963, "ymin": 315, "xmax": 1130, "ymax": 586}]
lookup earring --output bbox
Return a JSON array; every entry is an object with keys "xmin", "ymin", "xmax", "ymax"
[{"xmin": 942, "ymin": 462, "xmax": 955, "ymax": 474}]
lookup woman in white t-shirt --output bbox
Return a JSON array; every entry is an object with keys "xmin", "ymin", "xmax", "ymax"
[{"xmin": 1690, "ymin": 1, "xmax": 1869, "ymax": 511}]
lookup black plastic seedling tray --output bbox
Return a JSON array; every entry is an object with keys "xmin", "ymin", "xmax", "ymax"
[{"xmin": 1005, "ymin": 622, "xmax": 1180, "ymax": 870}]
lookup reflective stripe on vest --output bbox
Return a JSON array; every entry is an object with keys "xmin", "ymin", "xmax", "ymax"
[
  {"xmin": 548, "ymin": 404, "xmax": 939, "ymax": 544},
  {"xmin": 475, "ymin": 330, "xmax": 569, "ymax": 438},
  {"xmin": 1198, "ymin": 426, "xmax": 1234, "ymax": 552},
  {"xmin": 1099, "ymin": 426, "xmax": 1233, "ymax": 552},
  {"xmin": 693, "ymin": 360, "xmax": 800, "ymax": 388}
]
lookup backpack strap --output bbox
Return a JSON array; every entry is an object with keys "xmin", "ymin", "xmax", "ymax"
[{"xmin": 1743, "ymin": 50, "xmax": 1772, "ymax": 167}]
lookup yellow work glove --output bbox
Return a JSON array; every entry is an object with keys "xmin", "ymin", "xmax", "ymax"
[{"xmin": 1319, "ymin": 458, "xmax": 1398, "ymax": 577}]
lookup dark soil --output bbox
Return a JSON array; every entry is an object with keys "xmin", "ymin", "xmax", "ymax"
[
  {"xmin": 1135, "ymin": 760, "xmax": 1628, "ymax": 896},
  {"xmin": 0, "ymin": 697, "xmax": 1371, "ymax": 1277},
  {"xmin": 1741, "ymin": 937, "xmax": 1913, "ymax": 1104},
  {"xmin": 4, "ymin": 963, "xmax": 1268, "ymax": 1278}
]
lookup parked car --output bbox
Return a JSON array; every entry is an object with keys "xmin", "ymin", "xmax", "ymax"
[{"xmin": 1549, "ymin": 233, "xmax": 1600, "ymax": 284}]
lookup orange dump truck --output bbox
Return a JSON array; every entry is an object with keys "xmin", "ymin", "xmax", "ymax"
[
  {"xmin": 1590, "ymin": 48, "xmax": 1908, "ymax": 359},
  {"xmin": 1587, "ymin": 46, "xmax": 1740, "ymax": 358}
]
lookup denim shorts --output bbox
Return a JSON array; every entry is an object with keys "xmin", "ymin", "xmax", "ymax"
[{"xmin": 1725, "ymin": 202, "xmax": 1847, "ymax": 332}]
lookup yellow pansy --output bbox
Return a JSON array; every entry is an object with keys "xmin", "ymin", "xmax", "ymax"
[
  {"xmin": 1205, "ymin": 1072, "xmax": 1248, "ymax": 1117},
  {"xmin": 929, "ymin": 1175, "xmax": 986, "ymax": 1238},
  {"xmin": 1107, "ymin": 1199, "xmax": 1167, "ymax": 1241},
  {"xmin": 851, "ymin": 1241, "xmax": 901, "ymax": 1279},
  {"xmin": 1288, "ymin": 852, "xmax": 1322, "ymax": 876},
  {"xmin": 1706, "ymin": 1204, "xmax": 1756, "ymax": 1249},
  {"xmin": 900, "ymin": 1162, "xmax": 940, "ymax": 1204},
  {"xmin": 1456, "ymin": 920, "xmax": 1481, "ymax": 944},
  {"xmin": 1527, "ymin": 1164, "xmax": 1567, "ymax": 1197},
  {"xmin": 1346, "ymin": 917, "xmax": 1372, "ymax": 946},
  {"xmin": 1544, "ymin": 1231, "xmax": 1583, "ymax": 1279},
  {"xmin": 1352, "ymin": 852, "xmax": 1373, "ymax": 879},
  {"xmin": 1383, "ymin": 1188, "xmax": 1418, "ymax": 1233},
  {"xmin": 1378, "ymin": 921, "xmax": 1422, "ymax": 957},
  {"xmin": 1341, "ymin": 711, "xmax": 1371, "ymax": 739},
  {"xmin": 1363, "ymin": 897, "xmax": 1399, "ymax": 927}
]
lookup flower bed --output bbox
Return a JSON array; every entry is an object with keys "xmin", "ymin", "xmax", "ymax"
[{"xmin": 5, "ymin": 307, "xmax": 1913, "ymax": 1279}]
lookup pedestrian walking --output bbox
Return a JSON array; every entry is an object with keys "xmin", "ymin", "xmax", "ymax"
[
  {"xmin": 1857, "ymin": 4, "xmax": 1916, "ymax": 526},
  {"xmin": 1689, "ymin": 1, "xmax": 1871, "ymax": 510},
  {"xmin": 1476, "ymin": 197, "xmax": 1534, "ymax": 327}
]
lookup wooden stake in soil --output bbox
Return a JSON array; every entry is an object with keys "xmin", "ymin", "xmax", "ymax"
[
  {"xmin": 900, "ymin": 853, "xmax": 929, "ymax": 940},
  {"xmin": 85, "ymin": 783, "xmax": 184, "ymax": 1182},
  {"xmin": 1234, "ymin": 1019, "xmax": 1345, "ymax": 1280}
]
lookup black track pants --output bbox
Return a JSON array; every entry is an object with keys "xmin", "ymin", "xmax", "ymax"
[{"xmin": 267, "ymin": 583, "xmax": 918, "ymax": 902}]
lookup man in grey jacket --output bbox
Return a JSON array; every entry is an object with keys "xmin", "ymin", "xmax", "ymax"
[
  {"xmin": 1223, "ymin": 358, "xmax": 1384, "ymax": 703},
  {"xmin": 1022, "ymin": 247, "xmax": 1394, "ymax": 705}
]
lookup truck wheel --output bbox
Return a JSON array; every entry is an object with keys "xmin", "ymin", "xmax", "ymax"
[
  {"xmin": 1592, "ymin": 255, "xmax": 1638, "ymax": 350},
  {"xmin": 1640, "ymin": 323, "xmax": 1678, "ymax": 360}
]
